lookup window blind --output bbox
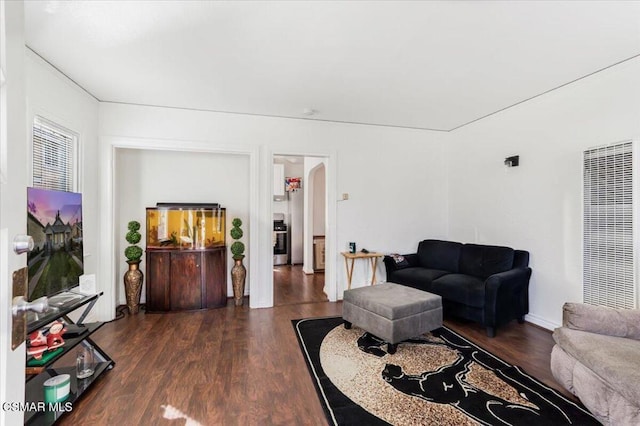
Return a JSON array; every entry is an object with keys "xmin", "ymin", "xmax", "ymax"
[
  {"xmin": 32, "ymin": 118, "xmax": 76, "ymax": 192},
  {"xmin": 583, "ymin": 141, "xmax": 636, "ymax": 309}
]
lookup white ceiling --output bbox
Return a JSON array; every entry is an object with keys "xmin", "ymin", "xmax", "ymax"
[{"xmin": 25, "ymin": 1, "xmax": 640, "ymax": 131}]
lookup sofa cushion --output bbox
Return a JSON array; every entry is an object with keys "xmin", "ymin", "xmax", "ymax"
[
  {"xmin": 459, "ymin": 244, "xmax": 515, "ymax": 279},
  {"xmin": 430, "ymin": 274, "xmax": 485, "ymax": 308},
  {"xmin": 417, "ymin": 240, "xmax": 462, "ymax": 273},
  {"xmin": 553, "ymin": 327, "xmax": 640, "ymax": 404},
  {"xmin": 389, "ymin": 267, "xmax": 449, "ymax": 291},
  {"xmin": 551, "ymin": 344, "xmax": 640, "ymax": 426},
  {"xmin": 563, "ymin": 302, "xmax": 640, "ymax": 340}
]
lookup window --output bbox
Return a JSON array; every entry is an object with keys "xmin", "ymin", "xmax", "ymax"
[
  {"xmin": 32, "ymin": 117, "xmax": 77, "ymax": 191},
  {"xmin": 583, "ymin": 141, "xmax": 636, "ymax": 309}
]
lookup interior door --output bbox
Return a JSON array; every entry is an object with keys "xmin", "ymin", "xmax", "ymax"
[{"xmin": 1, "ymin": 2, "xmax": 28, "ymax": 424}]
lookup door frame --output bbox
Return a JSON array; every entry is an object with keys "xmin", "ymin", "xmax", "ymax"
[
  {"xmin": 100, "ymin": 137, "xmax": 260, "ymax": 319},
  {"xmin": 0, "ymin": 1, "xmax": 28, "ymax": 423},
  {"xmin": 269, "ymin": 150, "xmax": 337, "ymax": 303}
]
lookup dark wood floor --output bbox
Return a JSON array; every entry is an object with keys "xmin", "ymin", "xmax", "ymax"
[
  {"xmin": 273, "ymin": 265, "xmax": 328, "ymax": 306},
  {"xmin": 58, "ymin": 284, "xmax": 574, "ymax": 425}
]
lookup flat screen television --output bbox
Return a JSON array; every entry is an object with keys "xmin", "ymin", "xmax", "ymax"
[{"xmin": 27, "ymin": 187, "xmax": 84, "ymax": 301}]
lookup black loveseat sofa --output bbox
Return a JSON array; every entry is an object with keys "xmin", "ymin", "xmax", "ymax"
[{"xmin": 383, "ymin": 239, "xmax": 532, "ymax": 337}]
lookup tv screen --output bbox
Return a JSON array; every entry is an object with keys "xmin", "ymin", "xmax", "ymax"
[{"xmin": 27, "ymin": 187, "xmax": 84, "ymax": 301}]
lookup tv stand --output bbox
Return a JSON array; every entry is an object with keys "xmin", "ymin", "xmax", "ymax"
[{"xmin": 24, "ymin": 291, "xmax": 114, "ymax": 425}]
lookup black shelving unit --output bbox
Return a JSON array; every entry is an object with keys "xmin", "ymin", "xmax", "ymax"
[{"xmin": 24, "ymin": 290, "xmax": 115, "ymax": 425}]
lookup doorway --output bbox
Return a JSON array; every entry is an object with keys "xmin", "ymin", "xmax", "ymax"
[{"xmin": 273, "ymin": 155, "xmax": 328, "ymax": 306}]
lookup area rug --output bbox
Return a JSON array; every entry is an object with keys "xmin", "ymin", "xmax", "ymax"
[{"xmin": 293, "ymin": 317, "xmax": 600, "ymax": 426}]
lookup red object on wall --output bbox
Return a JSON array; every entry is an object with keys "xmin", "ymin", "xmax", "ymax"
[{"xmin": 285, "ymin": 177, "xmax": 302, "ymax": 192}]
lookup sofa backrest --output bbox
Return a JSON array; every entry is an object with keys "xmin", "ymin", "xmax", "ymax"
[
  {"xmin": 513, "ymin": 250, "xmax": 530, "ymax": 268},
  {"xmin": 459, "ymin": 244, "xmax": 515, "ymax": 279},
  {"xmin": 417, "ymin": 240, "xmax": 462, "ymax": 272}
]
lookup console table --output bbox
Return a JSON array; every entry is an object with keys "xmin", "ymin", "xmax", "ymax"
[{"xmin": 341, "ymin": 251, "xmax": 384, "ymax": 289}]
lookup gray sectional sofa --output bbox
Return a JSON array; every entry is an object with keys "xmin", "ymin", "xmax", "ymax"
[{"xmin": 551, "ymin": 302, "xmax": 640, "ymax": 425}]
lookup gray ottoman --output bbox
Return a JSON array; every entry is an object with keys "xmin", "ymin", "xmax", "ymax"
[{"xmin": 342, "ymin": 282, "xmax": 442, "ymax": 354}]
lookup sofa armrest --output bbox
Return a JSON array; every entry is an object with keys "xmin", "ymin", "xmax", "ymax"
[
  {"xmin": 383, "ymin": 253, "xmax": 418, "ymax": 273},
  {"xmin": 484, "ymin": 267, "xmax": 532, "ymax": 325},
  {"xmin": 562, "ymin": 302, "xmax": 640, "ymax": 340}
]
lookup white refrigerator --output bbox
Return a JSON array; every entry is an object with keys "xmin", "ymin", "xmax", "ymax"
[{"xmin": 289, "ymin": 189, "xmax": 304, "ymax": 264}]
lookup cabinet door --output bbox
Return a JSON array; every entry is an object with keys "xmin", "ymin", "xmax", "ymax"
[
  {"xmin": 204, "ymin": 248, "xmax": 226, "ymax": 308},
  {"xmin": 170, "ymin": 252, "xmax": 202, "ymax": 310},
  {"xmin": 146, "ymin": 251, "xmax": 171, "ymax": 311},
  {"xmin": 273, "ymin": 163, "xmax": 285, "ymax": 196}
]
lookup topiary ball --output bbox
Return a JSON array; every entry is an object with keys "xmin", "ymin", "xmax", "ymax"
[
  {"xmin": 126, "ymin": 230, "xmax": 142, "ymax": 244},
  {"xmin": 230, "ymin": 227, "xmax": 243, "ymax": 240},
  {"xmin": 232, "ymin": 218, "xmax": 242, "ymax": 228},
  {"xmin": 230, "ymin": 241, "xmax": 245, "ymax": 258},
  {"xmin": 128, "ymin": 221, "xmax": 141, "ymax": 232},
  {"xmin": 125, "ymin": 245, "xmax": 143, "ymax": 262}
]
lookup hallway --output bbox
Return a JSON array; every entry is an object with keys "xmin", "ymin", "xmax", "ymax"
[{"xmin": 273, "ymin": 265, "xmax": 327, "ymax": 306}]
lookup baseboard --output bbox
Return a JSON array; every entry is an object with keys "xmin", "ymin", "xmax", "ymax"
[
  {"xmin": 525, "ymin": 313, "xmax": 560, "ymax": 331},
  {"xmin": 327, "ymin": 299, "xmax": 561, "ymax": 331}
]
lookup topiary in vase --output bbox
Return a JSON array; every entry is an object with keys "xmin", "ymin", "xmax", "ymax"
[
  {"xmin": 230, "ymin": 218, "xmax": 246, "ymax": 306},
  {"xmin": 123, "ymin": 220, "xmax": 144, "ymax": 314}
]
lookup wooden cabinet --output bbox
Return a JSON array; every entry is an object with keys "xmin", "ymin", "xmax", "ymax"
[{"xmin": 146, "ymin": 247, "xmax": 226, "ymax": 312}]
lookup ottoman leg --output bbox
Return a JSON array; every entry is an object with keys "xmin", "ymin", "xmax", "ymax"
[
  {"xmin": 387, "ymin": 343, "xmax": 397, "ymax": 354},
  {"xmin": 343, "ymin": 320, "xmax": 352, "ymax": 329}
]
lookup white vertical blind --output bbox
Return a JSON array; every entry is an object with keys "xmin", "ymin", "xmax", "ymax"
[
  {"xmin": 583, "ymin": 141, "xmax": 636, "ymax": 309},
  {"xmin": 32, "ymin": 117, "xmax": 77, "ymax": 192}
]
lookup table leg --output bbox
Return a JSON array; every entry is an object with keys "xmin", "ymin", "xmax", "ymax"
[
  {"xmin": 349, "ymin": 258, "xmax": 356, "ymax": 289},
  {"xmin": 345, "ymin": 256, "xmax": 355, "ymax": 290},
  {"xmin": 370, "ymin": 257, "xmax": 379, "ymax": 285}
]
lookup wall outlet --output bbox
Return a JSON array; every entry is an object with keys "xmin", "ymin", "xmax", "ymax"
[{"xmin": 342, "ymin": 193, "xmax": 349, "ymax": 200}]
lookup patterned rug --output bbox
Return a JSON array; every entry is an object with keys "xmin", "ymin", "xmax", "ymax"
[{"xmin": 293, "ymin": 317, "xmax": 600, "ymax": 426}]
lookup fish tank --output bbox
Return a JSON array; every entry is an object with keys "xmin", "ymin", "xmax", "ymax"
[{"xmin": 146, "ymin": 203, "xmax": 226, "ymax": 250}]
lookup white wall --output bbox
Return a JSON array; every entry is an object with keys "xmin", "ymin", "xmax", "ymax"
[
  {"xmin": 447, "ymin": 57, "xmax": 640, "ymax": 328},
  {"xmin": 115, "ymin": 148, "xmax": 250, "ymax": 304},
  {"xmin": 312, "ymin": 164, "xmax": 326, "ymax": 236},
  {"xmin": 100, "ymin": 103, "xmax": 449, "ymax": 307},
  {"xmin": 25, "ymin": 50, "xmax": 101, "ymax": 323}
]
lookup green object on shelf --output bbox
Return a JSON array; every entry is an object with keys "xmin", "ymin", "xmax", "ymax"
[
  {"xmin": 43, "ymin": 374, "xmax": 71, "ymax": 404},
  {"xmin": 27, "ymin": 348, "xmax": 64, "ymax": 366}
]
